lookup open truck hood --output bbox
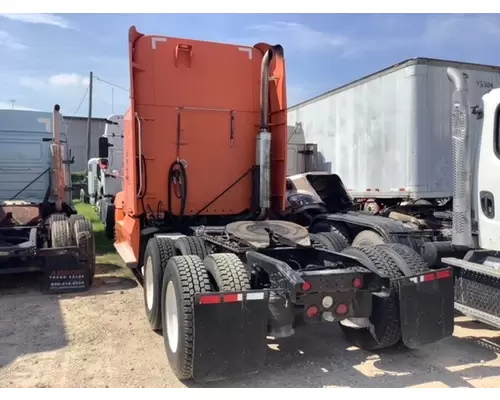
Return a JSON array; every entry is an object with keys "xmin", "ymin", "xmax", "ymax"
[{"xmin": 286, "ymin": 172, "xmax": 354, "ymax": 213}]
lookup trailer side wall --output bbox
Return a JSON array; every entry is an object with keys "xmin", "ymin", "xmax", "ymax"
[{"xmin": 288, "ymin": 59, "xmax": 500, "ymax": 200}]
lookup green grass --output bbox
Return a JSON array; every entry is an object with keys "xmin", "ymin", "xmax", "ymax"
[{"xmin": 74, "ymin": 200, "xmax": 131, "ymax": 277}]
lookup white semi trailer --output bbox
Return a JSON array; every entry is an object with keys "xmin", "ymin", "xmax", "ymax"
[
  {"xmin": 87, "ymin": 114, "xmax": 123, "ymax": 238},
  {"xmin": 287, "ymin": 57, "xmax": 500, "ymax": 213}
]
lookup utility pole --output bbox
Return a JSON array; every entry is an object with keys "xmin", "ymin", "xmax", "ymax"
[
  {"xmin": 86, "ymin": 71, "xmax": 93, "ymax": 171},
  {"xmin": 9, "ymin": 99, "xmax": 15, "ymax": 109}
]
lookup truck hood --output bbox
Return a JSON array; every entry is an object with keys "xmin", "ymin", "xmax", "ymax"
[{"xmin": 286, "ymin": 172, "xmax": 354, "ymax": 213}]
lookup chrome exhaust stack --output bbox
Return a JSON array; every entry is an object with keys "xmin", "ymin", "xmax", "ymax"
[
  {"xmin": 256, "ymin": 45, "xmax": 283, "ymax": 214},
  {"xmin": 446, "ymin": 67, "xmax": 474, "ymax": 247}
]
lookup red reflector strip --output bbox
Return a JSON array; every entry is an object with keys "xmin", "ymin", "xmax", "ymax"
[
  {"xmin": 223, "ymin": 293, "xmax": 239, "ymax": 303},
  {"xmin": 223, "ymin": 293, "xmax": 245, "ymax": 303},
  {"xmin": 436, "ymin": 269, "xmax": 452, "ymax": 279},
  {"xmin": 199, "ymin": 292, "xmax": 264, "ymax": 304},
  {"xmin": 199, "ymin": 295, "xmax": 221, "ymax": 304},
  {"xmin": 408, "ymin": 269, "xmax": 452, "ymax": 284}
]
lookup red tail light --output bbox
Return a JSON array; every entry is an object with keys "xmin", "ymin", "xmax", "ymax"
[
  {"xmin": 301, "ymin": 281, "xmax": 311, "ymax": 291},
  {"xmin": 352, "ymin": 277, "xmax": 362, "ymax": 289},
  {"xmin": 306, "ymin": 305, "xmax": 318, "ymax": 318},
  {"xmin": 336, "ymin": 303, "xmax": 348, "ymax": 315}
]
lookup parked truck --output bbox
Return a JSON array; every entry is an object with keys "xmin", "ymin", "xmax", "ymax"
[
  {"xmin": 0, "ymin": 105, "xmax": 96, "ymax": 292},
  {"xmin": 88, "ymin": 114, "xmax": 124, "ymax": 238},
  {"xmin": 98, "ymin": 26, "xmax": 456, "ymax": 383},
  {"xmin": 294, "ymin": 68, "xmax": 500, "ymax": 330},
  {"xmin": 287, "ymin": 57, "xmax": 500, "ymax": 213}
]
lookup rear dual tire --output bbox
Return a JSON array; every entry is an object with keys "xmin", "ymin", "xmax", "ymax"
[
  {"xmin": 143, "ymin": 237, "xmax": 177, "ymax": 331},
  {"xmin": 143, "ymin": 236, "xmax": 252, "ymax": 380},
  {"xmin": 161, "ymin": 255, "xmax": 212, "ymax": 380},
  {"xmin": 339, "ymin": 243, "xmax": 429, "ymax": 351},
  {"xmin": 50, "ymin": 216, "xmax": 95, "ymax": 286}
]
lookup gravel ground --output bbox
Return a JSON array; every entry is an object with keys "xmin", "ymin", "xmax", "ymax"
[{"xmin": 1, "ymin": 269, "xmax": 500, "ymax": 388}]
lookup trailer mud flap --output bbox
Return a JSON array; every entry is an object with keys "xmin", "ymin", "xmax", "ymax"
[
  {"xmin": 41, "ymin": 250, "xmax": 91, "ymax": 294},
  {"xmin": 192, "ymin": 290, "xmax": 270, "ymax": 382},
  {"xmin": 397, "ymin": 268, "xmax": 455, "ymax": 348}
]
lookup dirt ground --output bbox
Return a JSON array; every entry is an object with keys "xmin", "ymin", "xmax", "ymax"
[{"xmin": 1, "ymin": 267, "xmax": 500, "ymax": 388}]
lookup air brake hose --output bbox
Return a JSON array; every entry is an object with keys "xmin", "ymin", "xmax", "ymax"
[{"xmin": 167, "ymin": 160, "xmax": 188, "ymax": 223}]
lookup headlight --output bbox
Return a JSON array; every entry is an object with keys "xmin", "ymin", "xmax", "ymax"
[{"xmin": 288, "ymin": 194, "xmax": 316, "ymax": 206}]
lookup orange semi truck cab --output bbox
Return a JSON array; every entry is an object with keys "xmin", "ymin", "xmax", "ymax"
[
  {"xmin": 98, "ymin": 26, "xmax": 455, "ymax": 383},
  {"xmin": 99, "ymin": 26, "xmax": 288, "ymax": 268}
]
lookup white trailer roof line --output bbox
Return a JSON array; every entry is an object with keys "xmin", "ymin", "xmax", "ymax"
[{"xmin": 288, "ymin": 57, "xmax": 500, "ymax": 111}]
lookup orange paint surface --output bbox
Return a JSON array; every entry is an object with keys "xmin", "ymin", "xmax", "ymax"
[{"xmin": 114, "ymin": 26, "xmax": 288, "ymax": 264}]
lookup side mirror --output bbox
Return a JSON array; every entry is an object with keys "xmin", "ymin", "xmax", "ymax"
[{"xmin": 99, "ymin": 137, "xmax": 109, "ymax": 158}]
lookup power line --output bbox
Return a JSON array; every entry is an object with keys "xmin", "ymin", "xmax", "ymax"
[
  {"xmin": 93, "ymin": 76, "xmax": 130, "ymax": 93},
  {"xmin": 64, "ymin": 86, "xmax": 89, "ymax": 135},
  {"xmin": 71, "ymin": 87, "xmax": 89, "ymax": 118}
]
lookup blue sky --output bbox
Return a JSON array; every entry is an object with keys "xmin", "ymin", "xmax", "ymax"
[{"xmin": 0, "ymin": 13, "xmax": 500, "ymax": 118}]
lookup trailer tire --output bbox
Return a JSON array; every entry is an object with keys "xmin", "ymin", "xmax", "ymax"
[
  {"xmin": 104, "ymin": 203, "xmax": 115, "ymax": 239},
  {"xmin": 339, "ymin": 245, "xmax": 403, "ymax": 350},
  {"xmin": 74, "ymin": 218, "xmax": 96, "ymax": 286},
  {"xmin": 51, "ymin": 220, "xmax": 73, "ymax": 248},
  {"xmin": 175, "ymin": 236, "xmax": 208, "ymax": 260},
  {"xmin": 69, "ymin": 214, "xmax": 85, "ymax": 242},
  {"xmin": 161, "ymin": 255, "xmax": 212, "ymax": 380},
  {"xmin": 310, "ymin": 230, "xmax": 348, "ymax": 252},
  {"xmin": 203, "ymin": 253, "xmax": 250, "ymax": 292},
  {"xmin": 375, "ymin": 243, "xmax": 429, "ymax": 275},
  {"xmin": 143, "ymin": 237, "xmax": 176, "ymax": 331},
  {"xmin": 352, "ymin": 230, "xmax": 387, "ymax": 247},
  {"xmin": 47, "ymin": 213, "xmax": 68, "ymax": 227}
]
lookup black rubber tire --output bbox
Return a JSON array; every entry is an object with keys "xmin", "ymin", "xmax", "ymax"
[
  {"xmin": 74, "ymin": 218, "xmax": 96, "ymax": 286},
  {"xmin": 339, "ymin": 245, "xmax": 403, "ymax": 350},
  {"xmin": 203, "ymin": 253, "xmax": 251, "ymax": 291},
  {"xmin": 104, "ymin": 203, "xmax": 115, "ymax": 239},
  {"xmin": 375, "ymin": 243, "xmax": 429, "ymax": 275},
  {"xmin": 175, "ymin": 236, "xmax": 208, "ymax": 260},
  {"xmin": 69, "ymin": 214, "xmax": 85, "ymax": 243},
  {"xmin": 51, "ymin": 220, "xmax": 73, "ymax": 248},
  {"xmin": 352, "ymin": 230, "xmax": 387, "ymax": 247},
  {"xmin": 143, "ymin": 237, "xmax": 176, "ymax": 331},
  {"xmin": 330, "ymin": 223, "xmax": 351, "ymax": 244},
  {"xmin": 310, "ymin": 229, "xmax": 348, "ymax": 252},
  {"xmin": 414, "ymin": 199, "xmax": 432, "ymax": 205},
  {"xmin": 161, "ymin": 255, "xmax": 212, "ymax": 381},
  {"xmin": 47, "ymin": 213, "xmax": 68, "ymax": 227}
]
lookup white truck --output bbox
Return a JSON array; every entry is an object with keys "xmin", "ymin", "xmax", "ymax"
[
  {"xmin": 298, "ymin": 66, "xmax": 500, "ymax": 330},
  {"xmin": 87, "ymin": 114, "xmax": 123, "ymax": 238},
  {"xmin": 287, "ymin": 57, "xmax": 500, "ymax": 213}
]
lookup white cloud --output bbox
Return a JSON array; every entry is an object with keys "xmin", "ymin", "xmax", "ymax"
[
  {"xmin": 244, "ymin": 21, "xmax": 349, "ymax": 52},
  {"xmin": 0, "ymin": 101, "xmax": 40, "ymax": 111},
  {"xmin": 0, "ymin": 13, "xmax": 73, "ymax": 29},
  {"xmin": 241, "ymin": 15, "xmax": 500, "ymax": 60},
  {"xmin": 20, "ymin": 73, "xmax": 90, "ymax": 89},
  {"xmin": 0, "ymin": 30, "xmax": 27, "ymax": 50},
  {"xmin": 241, "ymin": 21, "xmax": 405, "ymax": 58},
  {"xmin": 49, "ymin": 73, "xmax": 90, "ymax": 87},
  {"xmin": 422, "ymin": 14, "xmax": 500, "ymax": 44}
]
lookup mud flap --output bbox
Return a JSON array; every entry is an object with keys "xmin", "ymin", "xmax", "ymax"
[
  {"xmin": 192, "ymin": 290, "xmax": 270, "ymax": 382},
  {"xmin": 41, "ymin": 249, "xmax": 91, "ymax": 294},
  {"xmin": 396, "ymin": 268, "xmax": 455, "ymax": 348}
]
